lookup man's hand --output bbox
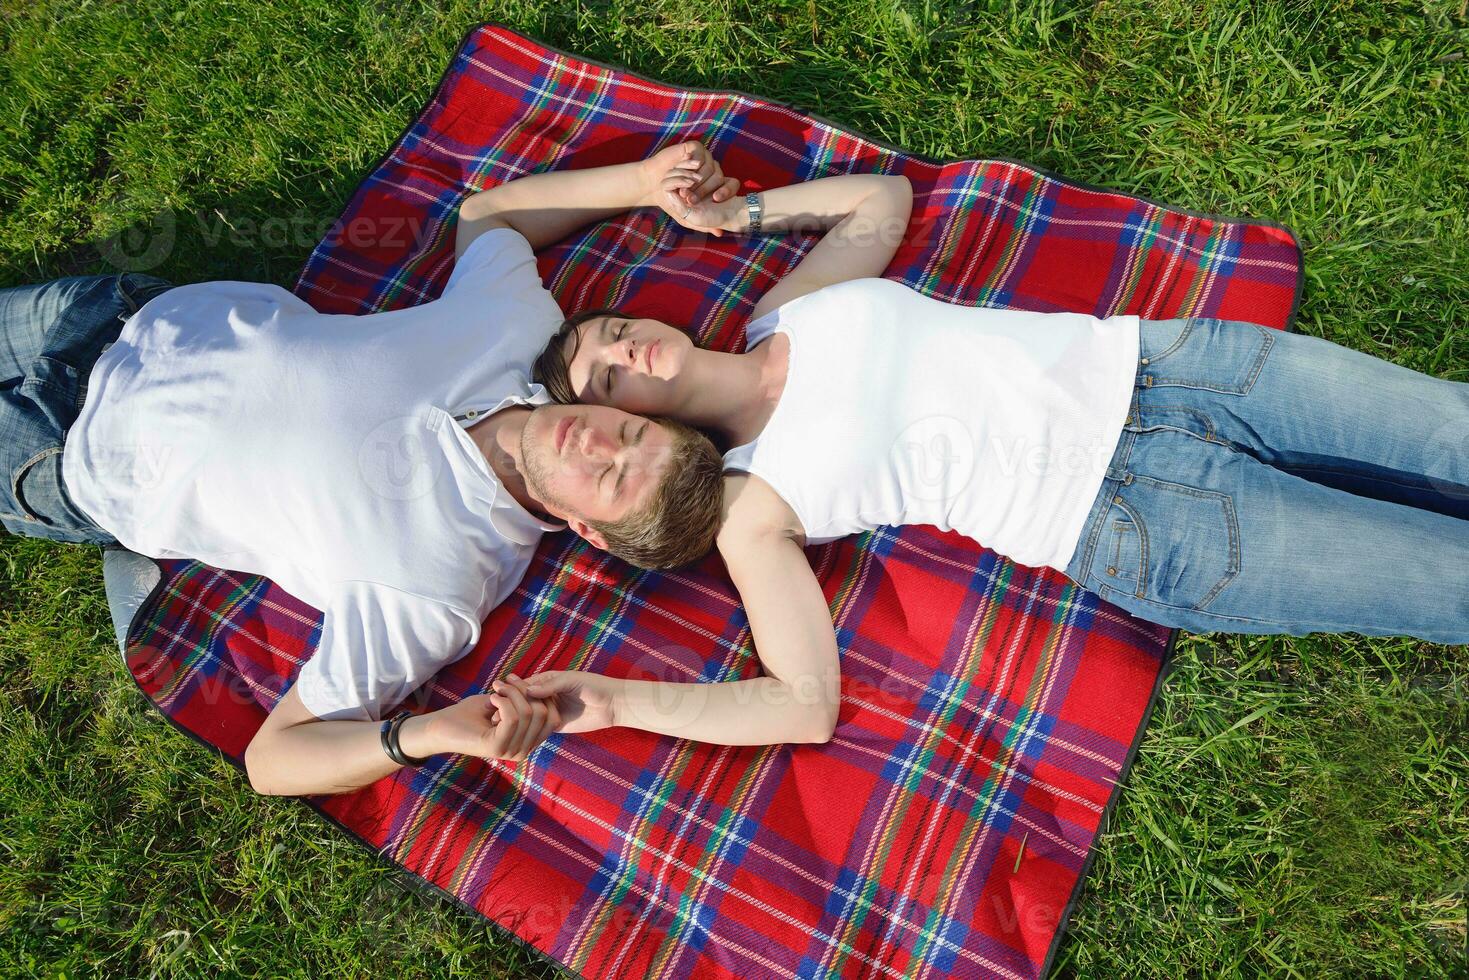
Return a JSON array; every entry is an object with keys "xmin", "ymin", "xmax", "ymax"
[
  {"xmin": 642, "ymin": 141, "xmax": 741, "ymax": 236},
  {"xmin": 521, "ymin": 669, "xmax": 622, "ymax": 735},
  {"xmin": 656, "ymin": 167, "xmax": 746, "ymax": 236},
  {"xmin": 426, "ymin": 673, "xmax": 562, "ymax": 763}
]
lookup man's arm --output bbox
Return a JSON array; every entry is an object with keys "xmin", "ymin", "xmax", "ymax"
[
  {"xmin": 242, "ymin": 677, "xmax": 558, "ymax": 797},
  {"xmin": 455, "ymin": 140, "xmax": 739, "ymax": 259}
]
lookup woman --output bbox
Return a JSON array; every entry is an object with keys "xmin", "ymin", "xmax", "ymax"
[{"xmin": 520, "ymin": 164, "xmax": 1469, "ymax": 746}]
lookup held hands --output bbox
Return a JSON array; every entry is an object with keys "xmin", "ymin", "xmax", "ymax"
[
  {"xmin": 428, "ymin": 673, "xmax": 561, "ymax": 764},
  {"xmin": 642, "ymin": 140, "xmax": 742, "ymax": 236},
  {"xmin": 424, "ymin": 669, "xmax": 621, "ymax": 767},
  {"xmin": 520, "ymin": 669, "xmax": 621, "ymax": 735}
]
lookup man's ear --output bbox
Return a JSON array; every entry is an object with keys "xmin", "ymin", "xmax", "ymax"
[{"xmin": 567, "ymin": 517, "xmax": 608, "ymax": 551}]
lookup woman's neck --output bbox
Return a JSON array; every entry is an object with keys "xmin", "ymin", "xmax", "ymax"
[{"xmin": 672, "ymin": 339, "xmax": 789, "ymax": 447}]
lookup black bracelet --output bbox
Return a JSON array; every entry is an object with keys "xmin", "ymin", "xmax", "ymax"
[
  {"xmin": 380, "ymin": 710, "xmax": 431, "ymax": 768},
  {"xmin": 378, "ymin": 715, "xmax": 401, "ymax": 764}
]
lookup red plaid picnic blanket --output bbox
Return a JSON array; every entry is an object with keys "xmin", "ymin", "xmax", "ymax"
[{"xmin": 122, "ymin": 23, "xmax": 1301, "ymax": 979}]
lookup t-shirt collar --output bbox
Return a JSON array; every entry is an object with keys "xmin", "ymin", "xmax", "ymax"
[{"xmin": 436, "ymin": 392, "xmax": 567, "ymax": 543}]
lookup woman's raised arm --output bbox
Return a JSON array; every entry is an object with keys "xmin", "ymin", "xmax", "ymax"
[
  {"xmin": 667, "ymin": 170, "xmax": 913, "ymax": 321},
  {"xmin": 455, "ymin": 140, "xmax": 739, "ymax": 257}
]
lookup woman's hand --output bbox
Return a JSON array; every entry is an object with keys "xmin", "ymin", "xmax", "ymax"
[
  {"xmin": 520, "ymin": 669, "xmax": 622, "ymax": 735},
  {"xmin": 658, "ymin": 169, "xmax": 744, "ymax": 235},
  {"xmin": 642, "ymin": 141, "xmax": 742, "ymax": 236},
  {"xmin": 427, "ymin": 673, "xmax": 562, "ymax": 763}
]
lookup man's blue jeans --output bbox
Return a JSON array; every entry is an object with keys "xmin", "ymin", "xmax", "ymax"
[
  {"xmin": 1063, "ymin": 316, "xmax": 1469, "ymax": 644},
  {"xmin": 1, "ymin": 273, "xmax": 175, "ymax": 544}
]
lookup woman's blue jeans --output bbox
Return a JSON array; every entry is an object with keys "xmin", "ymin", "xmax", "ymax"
[
  {"xmin": 1, "ymin": 273, "xmax": 175, "ymax": 544},
  {"xmin": 1063, "ymin": 316, "xmax": 1469, "ymax": 644}
]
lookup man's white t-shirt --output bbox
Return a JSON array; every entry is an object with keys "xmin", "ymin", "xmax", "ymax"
[{"xmin": 62, "ymin": 229, "xmax": 565, "ymax": 721}]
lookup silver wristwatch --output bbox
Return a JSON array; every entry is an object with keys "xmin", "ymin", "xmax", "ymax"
[{"xmin": 745, "ymin": 192, "xmax": 763, "ymax": 233}]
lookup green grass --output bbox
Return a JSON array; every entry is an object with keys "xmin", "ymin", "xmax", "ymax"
[{"xmin": 2, "ymin": 0, "xmax": 1466, "ymax": 976}]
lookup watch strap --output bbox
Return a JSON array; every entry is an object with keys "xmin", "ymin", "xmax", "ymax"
[{"xmin": 745, "ymin": 191, "xmax": 763, "ymax": 233}]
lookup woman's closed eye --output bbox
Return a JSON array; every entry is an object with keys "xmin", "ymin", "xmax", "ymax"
[{"xmin": 604, "ymin": 321, "xmax": 628, "ymax": 396}]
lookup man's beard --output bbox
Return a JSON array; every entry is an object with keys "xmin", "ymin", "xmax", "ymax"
[{"xmin": 519, "ymin": 412, "xmax": 573, "ymax": 516}]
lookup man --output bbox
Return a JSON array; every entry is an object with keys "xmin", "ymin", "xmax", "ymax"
[{"xmin": 0, "ymin": 142, "xmax": 731, "ymax": 796}]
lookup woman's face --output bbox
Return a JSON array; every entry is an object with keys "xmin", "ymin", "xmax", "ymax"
[{"xmin": 562, "ymin": 314, "xmax": 694, "ymax": 415}]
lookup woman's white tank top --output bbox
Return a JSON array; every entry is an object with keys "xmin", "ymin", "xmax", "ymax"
[{"xmin": 722, "ymin": 278, "xmax": 1139, "ymax": 572}]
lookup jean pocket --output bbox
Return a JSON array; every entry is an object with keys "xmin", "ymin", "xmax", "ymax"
[
  {"xmin": 1138, "ymin": 317, "xmax": 1193, "ymax": 363},
  {"xmin": 12, "ymin": 446, "xmax": 96, "ymax": 531},
  {"xmin": 1140, "ymin": 317, "xmax": 1275, "ymax": 396},
  {"xmin": 1104, "ymin": 517, "xmax": 1141, "ymax": 593},
  {"xmin": 1101, "ymin": 475, "xmax": 1240, "ymax": 612},
  {"xmin": 14, "ymin": 356, "xmax": 82, "ymax": 432}
]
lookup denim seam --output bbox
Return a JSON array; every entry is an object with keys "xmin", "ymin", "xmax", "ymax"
[
  {"xmin": 115, "ymin": 274, "xmax": 147, "ymax": 314},
  {"xmin": 1075, "ymin": 427, "xmax": 1141, "ymax": 590},
  {"xmin": 1098, "ymin": 584, "xmax": 1306, "ymax": 630},
  {"xmin": 1135, "ymin": 420, "xmax": 1248, "ymax": 454},
  {"xmin": 1109, "ymin": 494, "xmax": 1148, "ymax": 598},
  {"xmin": 1108, "ymin": 520, "xmax": 1137, "ymax": 591},
  {"xmin": 1148, "ymin": 323, "xmax": 1275, "ymax": 396},
  {"xmin": 1146, "ymin": 317, "xmax": 1196, "ymax": 363},
  {"xmin": 1198, "ymin": 494, "xmax": 1241, "ymax": 610},
  {"xmin": 22, "ymin": 356, "xmax": 77, "ymax": 398},
  {"xmin": 11, "ymin": 445, "xmax": 62, "ymax": 523},
  {"xmin": 10, "ymin": 445, "xmax": 93, "ymax": 532},
  {"xmin": 1108, "ymin": 520, "xmax": 1133, "ymax": 571},
  {"xmin": 1134, "ymin": 405, "xmax": 1218, "ymax": 440}
]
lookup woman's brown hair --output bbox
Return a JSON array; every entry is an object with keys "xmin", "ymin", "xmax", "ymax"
[{"xmin": 533, "ymin": 307, "xmax": 621, "ymax": 405}]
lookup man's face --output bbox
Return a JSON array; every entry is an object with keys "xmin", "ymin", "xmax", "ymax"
[{"xmin": 519, "ymin": 403, "xmax": 673, "ymax": 529}]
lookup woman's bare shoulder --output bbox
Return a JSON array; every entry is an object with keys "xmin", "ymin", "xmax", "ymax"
[{"xmin": 719, "ymin": 472, "xmax": 804, "ymax": 550}]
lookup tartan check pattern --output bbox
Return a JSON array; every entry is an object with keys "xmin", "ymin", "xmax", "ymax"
[{"xmin": 122, "ymin": 23, "xmax": 1301, "ymax": 980}]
